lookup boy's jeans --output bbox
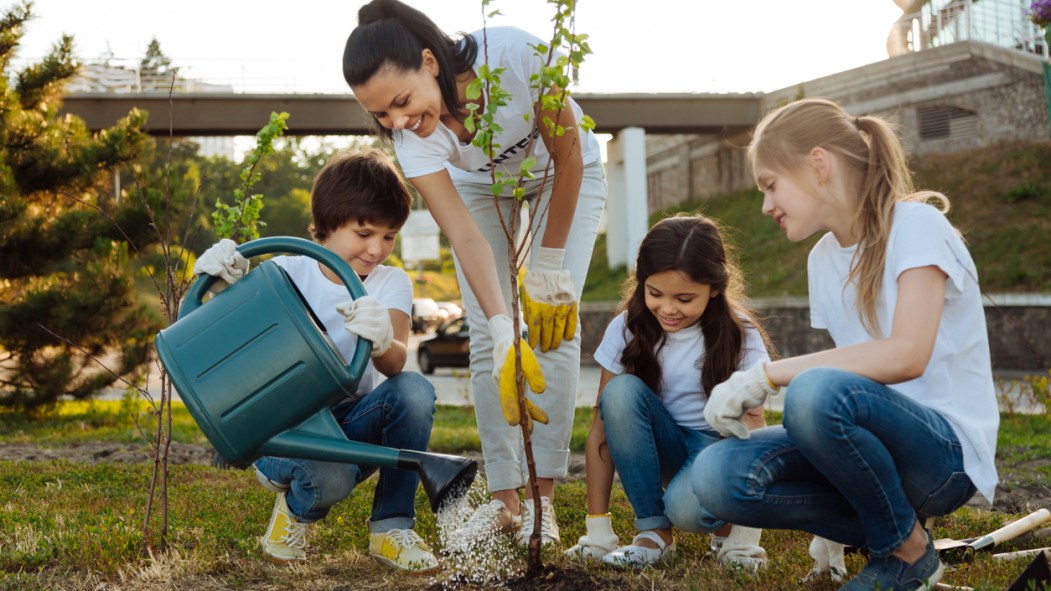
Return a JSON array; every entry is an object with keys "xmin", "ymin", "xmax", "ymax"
[
  {"xmin": 599, "ymin": 374, "xmax": 722, "ymax": 532},
  {"xmin": 254, "ymin": 372, "xmax": 436, "ymax": 533},
  {"xmin": 681, "ymin": 368, "xmax": 975, "ymax": 556},
  {"xmin": 451, "ymin": 162, "xmax": 607, "ymax": 492}
]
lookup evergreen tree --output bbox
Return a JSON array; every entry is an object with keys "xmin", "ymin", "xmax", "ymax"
[{"xmin": 0, "ymin": 2, "xmax": 157, "ymax": 410}]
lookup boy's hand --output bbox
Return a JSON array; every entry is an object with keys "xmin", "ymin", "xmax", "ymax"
[
  {"xmin": 522, "ymin": 247, "xmax": 577, "ymax": 352},
  {"xmin": 337, "ymin": 296, "xmax": 393, "ymax": 358},
  {"xmin": 193, "ymin": 239, "xmax": 249, "ymax": 294},
  {"xmin": 703, "ymin": 362, "xmax": 778, "ymax": 439},
  {"xmin": 489, "ymin": 314, "xmax": 546, "ymax": 425}
]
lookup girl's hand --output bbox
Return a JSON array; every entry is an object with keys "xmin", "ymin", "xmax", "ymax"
[{"xmin": 704, "ymin": 362, "xmax": 778, "ymax": 439}]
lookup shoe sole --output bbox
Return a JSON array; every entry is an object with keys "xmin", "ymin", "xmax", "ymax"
[{"xmin": 371, "ymin": 553, "xmax": 440, "ymax": 575}]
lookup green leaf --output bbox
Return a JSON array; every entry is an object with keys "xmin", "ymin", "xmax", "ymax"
[{"xmin": 466, "ymin": 78, "xmax": 483, "ymax": 100}]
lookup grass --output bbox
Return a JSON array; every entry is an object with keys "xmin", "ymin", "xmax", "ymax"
[{"xmin": 1, "ymin": 400, "xmax": 1049, "ymax": 590}]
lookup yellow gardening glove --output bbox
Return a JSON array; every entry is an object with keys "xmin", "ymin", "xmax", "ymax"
[
  {"xmin": 490, "ymin": 314, "xmax": 546, "ymax": 426},
  {"xmin": 522, "ymin": 247, "xmax": 578, "ymax": 352}
]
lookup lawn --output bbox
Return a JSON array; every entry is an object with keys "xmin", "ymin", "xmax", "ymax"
[{"xmin": 0, "ymin": 400, "xmax": 1048, "ymax": 590}]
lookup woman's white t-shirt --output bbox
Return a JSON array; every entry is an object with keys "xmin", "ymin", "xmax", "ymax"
[
  {"xmin": 593, "ymin": 311, "xmax": 770, "ymax": 432},
  {"xmin": 392, "ymin": 26, "xmax": 601, "ymax": 184},
  {"xmin": 273, "ymin": 256, "xmax": 412, "ymax": 399},
  {"xmin": 807, "ymin": 201, "xmax": 999, "ymax": 502}
]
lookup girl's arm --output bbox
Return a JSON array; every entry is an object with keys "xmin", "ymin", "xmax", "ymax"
[
  {"xmin": 765, "ymin": 266, "xmax": 947, "ymax": 387},
  {"xmin": 371, "ymin": 309, "xmax": 410, "ymax": 378},
  {"xmin": 584, "ymin": 368, "xmax": 617, "ymax": 515},
  {"xmin": 409, "ymin": 170, "xmax": 509, "ymax": 320},
  {"xmin": 534, "ymin": 85, "xmax": 584, "ymax": 249}
]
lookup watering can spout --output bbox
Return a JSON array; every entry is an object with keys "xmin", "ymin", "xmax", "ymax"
[{"xmin": 399, "ymin": 449, "xmax": 478, "ymax": 513}]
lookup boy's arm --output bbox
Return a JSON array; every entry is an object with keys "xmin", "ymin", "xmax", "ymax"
[
  {"xmin": 584, "ymin": 368, "xmax": 617, "ymax": 515},
  {"xmin": 372, "ymin": 308, "xmax": 409, "ymax": 378}
]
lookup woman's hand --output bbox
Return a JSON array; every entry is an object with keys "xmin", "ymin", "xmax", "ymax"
[{"xmin": 522, "ymin": 247, "xmax": 577, "ymax": 352}]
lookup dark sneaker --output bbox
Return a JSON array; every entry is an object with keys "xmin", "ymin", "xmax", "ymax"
[{"xmin": 840, "ymin": 532, "xmax": 943, "ymax": 590}]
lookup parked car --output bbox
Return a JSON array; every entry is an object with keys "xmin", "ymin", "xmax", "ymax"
[
  {"xmin": 437, "ymin": 301, "xmax": 463, "ymax": 321},
  {"xmin": 411, "ymin": 298, "xmax": 443, "ymax": 333},
  {"xmin": 417, "ymin": 316, "xmax": 470, "ymax": 374}
]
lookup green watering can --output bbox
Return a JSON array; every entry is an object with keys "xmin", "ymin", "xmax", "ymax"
[{"xmin": 155, "ymin": 236, "xmax": 476, "ymax": 512}]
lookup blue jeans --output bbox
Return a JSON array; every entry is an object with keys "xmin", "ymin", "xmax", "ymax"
[
  {"xmin": 599, "ymin": 374, "xmax": 722, "ymax": 532},
  {"xmin": 685, "ymin": 368, "xmax": 975, "ymax": 556},
  {"xmin": 255, "ymin": 372, "xmax": 436, "ymax": 532}
]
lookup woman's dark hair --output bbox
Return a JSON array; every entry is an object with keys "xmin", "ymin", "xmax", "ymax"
[
  {"xmin": 620, "ymin": 214, "xmax": 775, "ymax": 397},
  {"xmin": 343, "ymin": 0, "xmax": 477, "ymax": 139}
]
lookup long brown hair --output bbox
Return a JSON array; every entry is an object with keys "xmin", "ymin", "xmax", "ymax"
[
  {"xmin": 747, "ymin": 98, "xmax": 948, "ymax": 336},
  {"xmin": 620, "ymin": 214, "xmax": 774, "ymax": 396}
]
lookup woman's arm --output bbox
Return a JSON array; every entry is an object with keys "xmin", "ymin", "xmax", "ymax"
[
  {"xmin": 585, "ymin": 368, "xmax": 617, "ymax": 515},
  {"xmin": 410, "ymin": 170, "xmax": 509, "ymax": 321},
  {"xmin": 765, "ymin": 265, "xmax": 947, "ymax": 387},
  {"xmin": 534, "ymin": 85, "xmax": 584, "ymax": 249},
  {"xmin": 372, "ymin": 309, "xmax": 410, "ymax": 378}
]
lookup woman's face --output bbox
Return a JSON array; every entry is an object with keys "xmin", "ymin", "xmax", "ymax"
[{"xmin": 351, "ymin": 50, "xmax": 446, "ymax": 139}]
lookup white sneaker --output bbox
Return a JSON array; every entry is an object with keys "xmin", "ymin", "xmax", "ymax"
[
  {"xmin": 446, "ymin": 499, "xmax": 523, "ymax": 551},
  {"xmin": 602, "ymin": 531, "xmax": 675, "ymax": 568},
  {"xmin": 517, "ymin": 497, "xmax": 560, "ymax": 546}
]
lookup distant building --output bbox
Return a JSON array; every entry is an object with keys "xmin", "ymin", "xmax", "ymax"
[{"xmin": 643, "ymin": 0, "xmax": 1049, "ymax": 213}]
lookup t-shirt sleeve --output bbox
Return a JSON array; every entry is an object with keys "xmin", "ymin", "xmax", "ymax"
[
  {"xmin": 499, "ymin": 27, "xmax": 550, "ymax": 103},
  {"xmin": 393, "ymin": 130, "xmax": 454, "ymax": 179},
  {"xmin": 738, "ymin": 323, "xmax": 771, "ymax": 370},
  {"xmin": 889, "ymin": 204, "xmax": 974, "ymax": 301},
  {"xmin": 380, "ymin": 267, "xmax": 413, "ymax": 316},
  {"xmin": 807, "ymin": 244, "xmax": 828, "ymax": 330},
  {"xmin": 593, "ymin": 312, "xmax": 629, "ymax": 374}
]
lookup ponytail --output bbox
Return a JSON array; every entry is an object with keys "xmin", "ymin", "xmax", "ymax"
[{"xmin": 343, "ymin": 0, "xmax": 477, "ymax": 138}]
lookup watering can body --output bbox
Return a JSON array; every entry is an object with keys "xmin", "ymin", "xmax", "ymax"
[{"xmin": 155, "ymin": 237, "xmax": 476, "ymax": 511}]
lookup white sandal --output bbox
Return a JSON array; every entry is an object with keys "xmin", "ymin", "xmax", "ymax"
[{"xmin": 601, "ymin": 530, "xmax": 675, "ymax": 568}]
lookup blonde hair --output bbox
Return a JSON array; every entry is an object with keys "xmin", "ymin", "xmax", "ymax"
[{"xmin": 747, "ymin": 98, "xmax": 949, "ymax": 336}]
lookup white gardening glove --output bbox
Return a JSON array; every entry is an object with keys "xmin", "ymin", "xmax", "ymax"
[
  {"xmin": 521, "ymin": 247, "xmax": 577, "ymax": 352},
  {"xmin": 489, "ymin": 314, "xmax": 546, "ymax": 426},
  {"xmin": 703, "ymin": 362, "xmax": 778, "ymax": 439},
  {"xmin": 336, "ymin": 296, "xmax": 393, "ymax": 358},
  {"xmin": 805, "ymin": 535, "xmax": 848, "ymax": 583},
  {"xmin": 193, "ymin": 239, "xmax": 249, "ymax": 293}
]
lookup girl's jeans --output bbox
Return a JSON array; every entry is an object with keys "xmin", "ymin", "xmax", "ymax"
[
  {"xmin": 600, "ymin": 374, "xmax": 722, "ymax": 532},
  {"xmin": 452, "ymin": 162, "xmax": 607, "ymax": 492},
  {"xmin": 254, "ymin": 372, "xmax": 436, "ymax": 533},
  {"xmin": 681, "ymin": 368, "xmax": 975, "ymax": 556}
]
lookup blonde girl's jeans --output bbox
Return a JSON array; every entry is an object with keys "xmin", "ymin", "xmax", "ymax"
[{"xmin": 451, "ymin": 161, "xmax": 607, "ymax": 492}]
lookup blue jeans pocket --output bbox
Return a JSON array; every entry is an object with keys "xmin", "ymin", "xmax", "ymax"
[{"xmin": 918, "ymin": 472, "xmax": 976, "ymax": 517}]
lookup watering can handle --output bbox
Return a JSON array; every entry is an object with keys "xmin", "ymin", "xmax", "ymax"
[{"xmin": 180, "ymin": 236, "xmax": 371, "ymax": 372}]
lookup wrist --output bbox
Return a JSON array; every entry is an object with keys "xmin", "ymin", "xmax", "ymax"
[
  {"xmin": 532, "ymin": 247, "xmax": 565, "ymax": 272},
  {"xmin": 488, "ymin": 314, "xmax": 513, "ymax": 341}
]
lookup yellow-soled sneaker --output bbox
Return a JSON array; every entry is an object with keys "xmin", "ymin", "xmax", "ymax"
[
  {"xmin": 369, "ymin": 529, "xmax": 439, "ymax": 574},
  {"xmin": 261, "ymin": 492, "xmax": 311, "ymax": 564}
]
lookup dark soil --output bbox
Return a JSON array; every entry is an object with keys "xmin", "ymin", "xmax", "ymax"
[{"xmin": 426, "ymin": 565, "xmax": 622, "ymax": 591}]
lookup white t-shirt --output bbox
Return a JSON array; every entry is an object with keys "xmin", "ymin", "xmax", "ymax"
[
  {"xmin": 594, "ymin": 311, "xmax": 770, "ymax": 431},
  {"xmin": 807, "ymin": 201, "xmax": 999, "ymax": 502},
  {"xmin": 273, "ymin": 255, "xmax": 412, "ymax": 399},
  {"xmin": 393, "ymin": 26, "xmax": 601, "ymax": 184}
]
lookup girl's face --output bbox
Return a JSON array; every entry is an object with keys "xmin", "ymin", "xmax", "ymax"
[
  {"xmin": 351, "ymin": 50, "xmax": 446, "ymax": 139},
  {"xmin": 755, "ymin": 163, "xmax": 824, "ymax": 242},
  {"xmin": 321, "ymin": 219, "xmax": 399, "ymax": 279},
  {"xmin": 643, "ymin": 270, "xmax": 718, "ymax": 333}
]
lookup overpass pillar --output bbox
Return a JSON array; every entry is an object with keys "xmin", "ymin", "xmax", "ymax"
[{"xmin": 605, "ymin": 127, "xmax": 648, "ymax": 271}]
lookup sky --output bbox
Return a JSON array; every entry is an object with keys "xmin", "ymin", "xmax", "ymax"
[{"xmin": 14, "ymin": 0, "xmax": 907, "ymax": 95}]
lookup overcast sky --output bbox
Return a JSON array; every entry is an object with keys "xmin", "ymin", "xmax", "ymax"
[{"xmin": 15, "ymin": 0, "xmax": 905, "ymax": 95}]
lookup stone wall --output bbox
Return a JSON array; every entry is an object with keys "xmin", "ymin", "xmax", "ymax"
[{"xmin": 579, "ymin": 295, "xmax": 1051, "ymax": 372}]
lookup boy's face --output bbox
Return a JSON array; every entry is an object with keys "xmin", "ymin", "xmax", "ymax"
[{"xmin": 323, "ymin": 219, "xmax": 400, "ymax": 277}]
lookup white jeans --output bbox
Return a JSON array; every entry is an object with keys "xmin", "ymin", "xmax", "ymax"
[{"xmin": 452, "ymin": 162, "xmax": 607, "ymax": 492}]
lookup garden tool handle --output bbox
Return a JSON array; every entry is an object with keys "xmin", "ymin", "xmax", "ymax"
[
  {"xmin": 180, "ymin": 236, "xmax": 370, "ymax": 373},
  {"xmin": 969, "ymin": 508, "xmax": 1051, "ymax": 552}
]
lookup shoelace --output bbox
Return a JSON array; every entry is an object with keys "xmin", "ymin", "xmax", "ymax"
[
  {"xmin": 282, "ymin": 520, "xmax": 310, "ymax": 549},
  {"xmin": 522, "ymin": 501, "xmax": 556, "ymax": 536},
  {"xmin": 384, "ymin": 528, "xmax": 425, "ymax": 550}
]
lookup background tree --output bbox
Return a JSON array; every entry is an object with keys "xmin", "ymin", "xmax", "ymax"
[
  {"xmin": 0, "ymin": 1, "xmax": 156, "ymax": 411},
  {"xmin": 138, "ymin": 37, "xmax": 176, "ymax": 90}
]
